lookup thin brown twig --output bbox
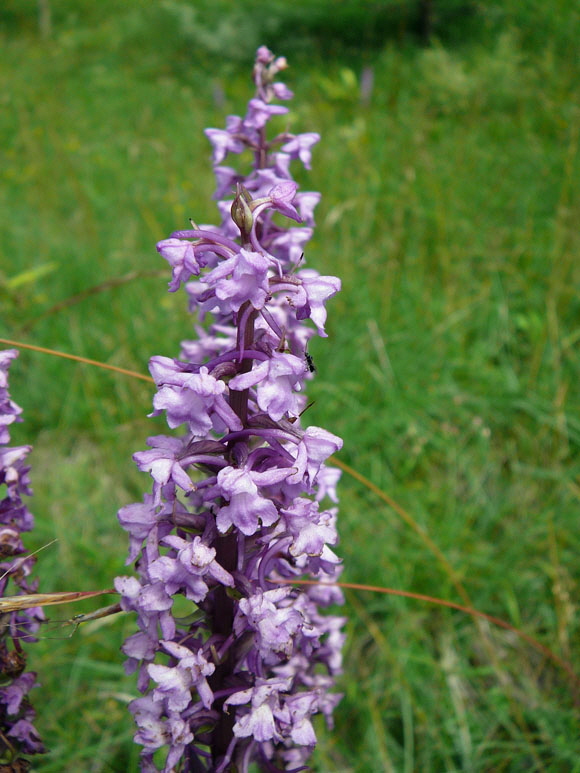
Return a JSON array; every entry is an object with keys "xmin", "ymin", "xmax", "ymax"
[
  {"xmin": 0, "ymin": 338, "xmax": 154, "ymax": 383},
  {"xmin": 277, "ymin": 577, "xmax": 580, "ymax": 696},
  {"xmin": 19, "ymin": 270, "xmax": 166, "ymax": 333},
  {"xmin": 329, "ymin": 455, "xmax": 473, "ymax": 606}
]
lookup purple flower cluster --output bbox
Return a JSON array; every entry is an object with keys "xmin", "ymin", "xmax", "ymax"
[
  {"xmin": 116, "ymin": 47, "xmax": 345, "ymax": 772},
  {"xmin": 0, "ymin": 349, "xmax": 45, "ymax": 764}
]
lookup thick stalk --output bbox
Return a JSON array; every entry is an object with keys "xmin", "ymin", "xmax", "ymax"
[
  {"xmin": 208, "ymin": 302, "xmax": 256, "ymax": 769},
  {"xmin": 228, "ymin": 302, "xmax": 257, "ymax": 427},
  {"xmin": 207, "ymin": 531, "xmax": 238, "ymax": 769}
]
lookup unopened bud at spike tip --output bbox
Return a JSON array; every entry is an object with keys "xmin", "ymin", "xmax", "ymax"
[{"xmin": 231, "ymin": 184, "xmax": 254, "ymax": 241}]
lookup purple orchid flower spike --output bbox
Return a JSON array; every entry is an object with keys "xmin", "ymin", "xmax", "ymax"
[
  {"xmin": 117, "ymin": 47, "xmax": 344, "ymax": 773},
  {"xmin": 0, "ymin": 350, "xmax": 45, "ymax": 764}
]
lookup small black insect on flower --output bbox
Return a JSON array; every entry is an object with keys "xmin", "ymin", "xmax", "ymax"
[{"xmin": 305, "ymin": 347, "xmax": 316, "ymax": 374}]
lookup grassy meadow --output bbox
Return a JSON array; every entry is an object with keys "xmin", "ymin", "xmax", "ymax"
[{"xmin": 1, "ymin": 1, "xmax": 580, "ymax": 770}]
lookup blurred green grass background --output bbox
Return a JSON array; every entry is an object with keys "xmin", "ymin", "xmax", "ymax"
[{"xmin": 1, "ymin": 1, "xmax": 580, "ymax": 770}]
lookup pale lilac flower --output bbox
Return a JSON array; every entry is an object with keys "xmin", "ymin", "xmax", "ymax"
[
  {"xmin": 149, "ymin": 535, "xmax": 234, "ymax": 602},
  {"xmin": 266, "ymin": 181, "xmax": 301, "ymax": 221},
  {"xmin": 283, "ymin": 692, "xmax": 318, "ymax": 745},
  {"xmin": 225, "ymin": 676, "xmax": 293, "ymax": 743},
  {"xmin": 205, "ymin": 117, "xmax": 246, "ymax": 164},
  {"xmin": 295, "ymin": 269, "xmax": 342, "ymax": 336},
  {"xmin": 281, "ymin": 133, "xmax": 320, "ymax": 169},
  {"xmin": 295, "ymin": 191, "xmax": 321, "ymax": 226},
  {"xmin": 236, "ymin": 588, "xmax": 303, "ymax": 657},
  {"xmin": 133, "ymin": 435, "xmax": 195, "ymax": 504},
  {"xmin": 131, "ymin": 693, "xmax": 195, "ymax": 772},
  {"xmin": 148, "ymin": 640, "xmax": 215, "ymax": 711},
  {"xmin": 117, "ymin": 496, "xmax": 159, "ymax": 563},
  {"xmin": 151, "ymin": 365, "xmax": 242, "ymax": 435},
  {"xmin": 162, "ymin": 535, "xmax": 234, "ymax": 588},
  {"xmin": 0, "ymin": 351, "xmax": 22, "ymax": 445},
  {"xmin": 215, "ymin": 466, "xmax": 283, "ymax": 536},
  {"xmin": 156, "ymin": 238, "xmax": 203, "ymax": 290},
  {"xmin": 244, "ymin": 98, "xmax": 288, "ymax": 130},
  {"xmin": 280, "ymin": 498, "xmax": 337, "ymax": 558},
  {"xmin": 229, "ymin": 352, "xmax": 306, "ymax": 422},
  {"xmin": 314, "ymin": 466, "xmax": 342, "ymax": 503},
  {"xmin": 287, "ymin": 426, "xmax": 343, "ymax": 487},
  {"xmin": 203, "ymin": 248, "xmax": 273, "ymax": 312}
]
